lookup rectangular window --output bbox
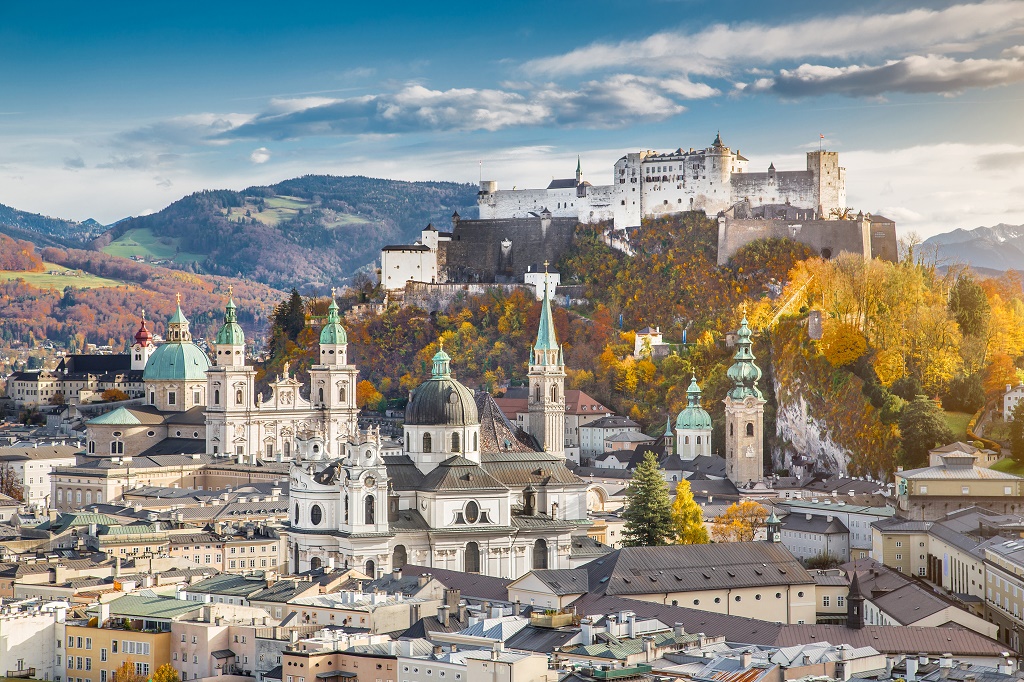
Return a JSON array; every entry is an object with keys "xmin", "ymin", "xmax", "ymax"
[
  {"xmin": 1006, "ymin": 487, "xmax": 1013, "ymax": 495},
  {"xmin": 85, "ymin": 639, "xmax": 92, "ymax": 650},
  {"xmin": 101, "ymin": 671, "xmax": 107, "ymax": 682},
  {"xmin": 837, "ymin": 596, "xmax": 845, "ymax": 608},
  {"xmin": 100, "ymin": 650, "xmax": 107, "ymax": 663},
  {"xmin": 77, "ymin": 638, "xmax": 83, "ymax": 649},
  {"xmin": 962, "ymin": 486, "xmax": 970, "ymax": 495},
  {"xmin": 919, "ymin": 567, "xmax": 927, "ymax": 576},
  {"xmin": 895, "ymin": 554, "xmax": 903, "ymax": 560},
  {"xmin": 822, "ymin": 596, "xmax": 830, "ymax": 607},
  {"xmin": 168, "ymin": 392, "xmax": 176, "ymax": 405},
  {"xmin": 895, "ymin": 541, "xmax": 902, "ymax": 548},
  {"xmin": 85, "ymin": 659, "xmax": 91, "ymax": 671}
]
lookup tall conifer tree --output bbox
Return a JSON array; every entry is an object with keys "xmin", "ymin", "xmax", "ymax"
[{"xmin": 622, "ymin": 451, "xmax": 673, "ymax": 546}]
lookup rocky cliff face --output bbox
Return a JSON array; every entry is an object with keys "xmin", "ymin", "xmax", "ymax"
[{"xmin": 769, "ymin": 317, "xmax": 898, "ymax": 477}]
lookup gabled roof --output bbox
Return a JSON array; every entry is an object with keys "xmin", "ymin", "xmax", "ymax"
[
  {"xmin": 521, "ymin": 568, "xmax": 589, "ymax": 595},
  {"xmin": 418, "ymin": 456, "xmax": 508, "ymax": 492},
  {"xmin": 475, "ymin": 392, "xmax": 538, "ymax": 454},
  {"xmin": 399, "ymin": 563, "xmax": 511, "ymax": 601},
  {"xmin": 107, "ymin": 594, "xmax": 203, "ymax": 620},
  {"xmin": 582, "ymin": 543, "xmax": 814, "ymax": 596},
  {"xmin": 781, "ymin": 514, "xmax": 849, "ymax": 535}
]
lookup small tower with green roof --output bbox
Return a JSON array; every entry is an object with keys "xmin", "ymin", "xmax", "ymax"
[
  {"xmin": 309, "ymin": 290, "xmax": 360, "ymax": 445},
  {"xmin": 527, "ymin": 262, "xmax": 566, "ymax": 460},
  {"xmin": 676, "ymin": 376, "xmax": 712, "ymax": 460},
  {"xmin": 213, "ymin": 289, "xmax": 246, "ymax": 368},
  {"xmin": 723, "ymin": 313, "xmax": 765, "ymax": 486}
]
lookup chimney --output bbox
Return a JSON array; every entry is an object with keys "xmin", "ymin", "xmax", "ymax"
[
  {"xmin": 418, "ymin": 574, "xmax": 429, "ymax": 588},
  {"xmin": 98, "ymin": 602, "xmax": 110, "ymax": 626},
  {"xmin": 741, "ymin": 650, "xmax": 753, "ymax": 668},
  {"xmin": 674, "ymin": 622, "xmax": 685, "ymax": 637},
  {"xmin": 941, "ymin": 654, "xmax": 953, "ymax": 668},
  {"xmin": 581, "ymin": 618, "xmax": 594, "ymax": 645},
  {"xmin": 490, "ymin": 603, "xmax": 502, "ymax": 618},
  {"xmin": 392, "ymin": 567, "xmax": 402, "ymax": 582},
  {"xmin": 400, "ymin": 639, "xmax": 413, "ymax": 657},
  {"xmin": 433, "ymin": 644, "xmax": 443, "ymax": 657},
  {"xmin": 512, "ymin": 600, "xmax": 521, "ymax": 616},
  {"xmin": 643, "ymin": 636, "xmax": 655, "ymax": 662},
  {"xmin": 998, "ymin": 656, "xmax": 1015, "ymax": 675},
  {"xmin": 627, "ymin": 612, "xmax": 637, "ymax": 639},
  {"xmin": 906, "ymin": 657, "xmax": 919, "ymax": 681},
  {"xmin": 959, "ymin": 662, "xmax": 970, "ymax": 671},
  {"xmin": 114, "ymin": 556, "xmax": 121, "ymax": 578},
  {"xmin": 457, "ymin": 600, "xmax": 467, "ymax": 623},
  {"xmin": 437, "ymin": 604, "xmax": 450, "ymax": 627}
]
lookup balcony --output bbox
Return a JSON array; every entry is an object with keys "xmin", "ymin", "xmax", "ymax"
[
  {"xmin": 591, "ymin": 664, "xmax": 653, "ymax": 679},
  {"xmin": 7, "ymin": 668, "xmax": 36, "ymax": 678},
  {"xmin": 529, "ymin": 611, "xmax": 574, "ymax": 628}
]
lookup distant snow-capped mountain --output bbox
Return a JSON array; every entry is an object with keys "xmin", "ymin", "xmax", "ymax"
[{"xmin": 923, "ymin": 223, "xmax": 1024, "ymax": 271}]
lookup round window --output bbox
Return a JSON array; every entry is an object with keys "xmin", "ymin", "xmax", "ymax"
[
  {"xmin": 465, "ymin": 501, "xmax": 479, "ymax": 523},
  {"xmin": 310, "ymin": 505, "xmax": 323, "ymax": 526}
]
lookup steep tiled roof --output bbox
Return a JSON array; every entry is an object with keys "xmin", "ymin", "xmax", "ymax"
[
  {"xmin": 475, "ymin": 392, "xmax": 538, "ymax": 454},
  {"xmin": 418, "ymin": 456, "xmax": 508, "ymax": 492},
  {"xmin": 399, "ymin": 563, "xmax": 511, "ymax": 601}
]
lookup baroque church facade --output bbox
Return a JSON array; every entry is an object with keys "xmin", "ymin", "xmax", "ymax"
[{"xmin": 81, "ymin": 287, "xmax": 590, "ymax": 580}]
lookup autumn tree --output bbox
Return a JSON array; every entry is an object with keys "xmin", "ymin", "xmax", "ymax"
[
  {"xmin": 1010, "ymin": 401, "xmax": 1024, "ymax": 464},
  {"xmin": 821, "ymin": 321, "xmax": 867, "ymax": 368},
  {"xmin": 899, "ymin": 395, "xmax": 954, "ymax": 467},
  {"xmin": 152, "ymin": 663, "xmax": 178, "ymax": 682},
  {"xmin": 355, "ymin": 379, "xmax": 384, "ymax": 411},
  {"xmin": 621, "ymin": 451, "xmax": 673, "ymax": 547},
  {"xmin": 101, "ymin": 389, "xmax": 130, "ymax": 402},
  {"xmin": 112, "ymin": 660, "xmax": 145, "ymax": 682},
  {"xmin": 711, "ymin": 500, "xmax": 768, "ymax": 542},
  {"xmin": 0, "ymin": 463, "xmax": 24, "ymax": 501},
  {"xmin": 670, "ymin": 479, "xmax": 709, "ymax": 544},
  {"xmin": 48, "ymin": 391, "xmax": 66, "ymax": 406}
]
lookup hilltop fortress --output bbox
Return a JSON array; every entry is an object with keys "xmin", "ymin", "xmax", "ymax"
[{"xmin": 478, "ymin": 133, "xmax": 846, "ymax": 229}]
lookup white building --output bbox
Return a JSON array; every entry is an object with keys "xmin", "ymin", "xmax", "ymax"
[
  {"xmin": 633, "ymin": 327, "xmax": 664, "ymax": 358},
  {"xmin": 779, "ymin": 498, "xmax": 894, "ymax": 559},
  {"xmin": 0, "ymin": 445, "xmax": 78, "ymax": 510},
  {"xmin": 479, "ymin": 135, "xmax": 846, "ymax": 229},
  {"xmin": 579, "ymin": 416, "xmax": 641, "ymax": 459},
  {"xmin": 675, "ymin": 377, "xmax": 712, "ymax": 461},
  {"xmin": 523, "ymin": 268, "xmax": 560, "ymax": 301},
  {"xmin": 397, "ymin": 643, "xmax": 552, "ymax": 682},
  {"xmin": 380, "ymin": 225, "xmax": 451, "ymax": 291},
  {"xmin": 1005, "ymin": 383, "xmax": 1024, "ymax": 420},
  {"xmin": 779, "ymin": 512, "xmax": 851, "ymax": 562},
  {"xmin": 0, "ymin": 599, "xmax": 67, "ymax": 682}
]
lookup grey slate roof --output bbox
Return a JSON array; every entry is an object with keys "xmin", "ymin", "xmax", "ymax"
[
  {"xmin": 582, "ymin": 543, "xmax": 814, "ymax": 596},
  {"xmin": 418, "ymin": 456, "xmax": 508, "ymax": 492},
  {"xmin": 529, "ymin": 569, "xmax": 590, "ymax": 595},
  {"xmin": 399, "ymin": 563, "xmax": 511, "ymax": 601},
  {"xmin": 383, "ymin": 455, "xmax": 426, "ymax": 491},
  {"xmin": 780, "ymin": 514, "xmax": 849, "ymax": 535}
]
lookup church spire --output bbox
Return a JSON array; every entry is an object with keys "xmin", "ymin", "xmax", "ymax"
[
  {"xmin": 166, "ymin": 293, "xmax": 192, "ymax": 343},
  {"xmin": 576, "ymin": 156, "xmax": 582, "ymax": 185},
  {"xmin": 431, "ymin": 341, "xmax": 452, "ymax": 379},
  {"xmin": 727, "ymin": 314, "xmax": 762, "ymax": 400},
  {"xmin": 534, "ymin": 262, "xmax": 559, "ymax": 364},
  {"xmin": 215, "ymin": 289, "xmax": 245, "ymax": 348}
]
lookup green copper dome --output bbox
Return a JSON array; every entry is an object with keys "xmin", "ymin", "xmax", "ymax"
[
  {"xmin": 727, "ymin": 316, "xmax": 763, "ymax": 400},
  {"xmin": 404, "ymin": 344, "xmax": 478, "ymax": 426},
  {"xmin": 143, "ymin": 342, "xmax": 211, "ymax": 381},
  {"xmin": 676, "ymin": 376, "xmax": 712, "ymax": 430},
  {"xmin": 143, "ymin": 305, "xmax": 211, "ymax": 381},
  {"xmin": 215, "ymin": 297, "xmax": 245, "ymax": 346},
  {"xmin": 319, "ymin": 299, "xmax": 348, "ymax": 345}
]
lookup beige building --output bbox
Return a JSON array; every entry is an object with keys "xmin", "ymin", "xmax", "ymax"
[
  {"xmin": 510, "ymin": 543, "xmax": 817, "ymax": 624},
  {"xmin": 171, "ymin": 603, "xmax": 277, "ymax": 681},
  {"xmin": 0, "ymin": 445, "xmax": 79, "ymax": 509},
  {"xmin": 168, "ymin": 525, "xmax": 285, "ymax": 574},
  {"xmin": 896, "ymin": 453, "xmax": 1024, "ymax": 520},
  {"xmin": 983, "ymin": 537, "xmax": 1024, "ymax": 651}
]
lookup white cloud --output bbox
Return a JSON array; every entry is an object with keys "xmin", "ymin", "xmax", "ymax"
[
  {"xmin": 523, "ymin": 1, "xmax": 1024, "ymax": 77},
  {"xmin": 751, "ymin": 54, "xmax": 1024, "ymax": 97},
  {"xmin": 250, "ymin": 147, "xmax": 271, "ymax": 164}
]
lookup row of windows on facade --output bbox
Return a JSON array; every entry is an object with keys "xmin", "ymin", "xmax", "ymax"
[
  {"xmin": 728, "ymin": 423, "xmax": 756, "ymax": 437},
  {"xmin": 67, "ymin": 638, "xmax": 149, "ymax": 656},
  {"xmin": 666, "ymin": 590, "xmax": 805, "ymax": 607},
  {"xmin": 62, "ymin": 665, "xmax": 148, "ymax": 682},
  {"xmin": 413, "ymin": 432, "xmax": 477, "ymax": 454},
  {"xmin": 297, "ymin": 497, "xmax": 375, "ymax": 526}
]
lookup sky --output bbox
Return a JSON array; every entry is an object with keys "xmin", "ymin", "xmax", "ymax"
[{"xmin": 1, "ymin": 0, "xmax": 1024, "ymax": 237}]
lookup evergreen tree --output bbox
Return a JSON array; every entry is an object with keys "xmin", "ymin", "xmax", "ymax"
[
  {"xmin": 670, "ymin": 479, "xmax": 709, "ymax": 544},
  {"xmin": 949, "ymin": 274, "xmax": 990, "ymax": 337},
  {"xmin": 899, "ymin": 395, "xmax": 954, "ymax": 466},
  {"xmin": 621, "ymin": 451, "xmax": 673, "ymax": 547},
  {"xmin": 1010, "ymin": 401, "xmax": 1024, "ymax": 464}
]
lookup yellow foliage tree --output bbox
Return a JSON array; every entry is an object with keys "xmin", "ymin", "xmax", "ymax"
[
  {"xmin": 356, "ymin": 379, "xmax": 383, "ymax": 410},
  {"xmin": 821, "ymin": 321, "xmax": 867, "ymax": 368},
  {"xmin": 711, "ymin": 500, "xmax": 768, "ymax": 542},
  {"xmin": 153, "ymin": 664, "xmax": 179, "ymax": 682},
  {"xmin": 872, "ymin": 348, "xmax": 905, "ymax": 387},
  {"xmin": 670, "ymin": 480, "xmax": 710, "ymax": 544},
  {"xmin": 112, "ymin": 660, "xmax": 144, "ymax": 682}
]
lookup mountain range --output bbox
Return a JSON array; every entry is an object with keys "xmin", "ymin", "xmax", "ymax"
[{"xmin": 923, "ymin": 223, "xmax": 1024, "ymax": 272}]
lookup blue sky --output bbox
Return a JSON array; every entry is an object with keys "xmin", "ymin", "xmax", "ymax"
[{"xmin": 2, "ymin": 0, "xmax": 1023, "ymax": 236}]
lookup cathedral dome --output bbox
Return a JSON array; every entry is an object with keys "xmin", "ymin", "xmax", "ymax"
[
  {"xmin": 404, "ymin": 346, "xmax": 479, "ymax": 426},
  {"xmin": 676, "ymin": 376, "xmax": 712, "ymax": 431},
  {"xmin": 143, "ymin": 303, "xmax": 211, "ymax": 381}
]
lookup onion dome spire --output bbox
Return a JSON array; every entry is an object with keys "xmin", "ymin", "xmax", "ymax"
[
  {"xmin": 727, "ymin": 313, "xmax": 763, "ymax": 400},
  {"xmin": 134, "ymin": 309, "xmax": 153, "ymax": 347},
  {"xmin": 319, "ymin": 288, "xmax": 348, "ymax": 345},
  {"xmin": 166, "ymin": 293, "xmax": 192, "ymax": 343},
  {"xmin": 215, "ymin": 288, "xmax": 245, "ymax": 346},
  {"xmin": 431, "ymin": 341, "xmax": 452, "ymax": 379}
]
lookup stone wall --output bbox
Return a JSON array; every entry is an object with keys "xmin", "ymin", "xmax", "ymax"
[
  {"xmin": 442, "ymin": 216, "xmax": 577, "ymax": 282},
  {"xmin": 399, "ymin": 282, "xmax": 534, "ymax": 313},
  {"xmin": 717, "ymin": 215, "xmax": 875, "ymax": 265}
]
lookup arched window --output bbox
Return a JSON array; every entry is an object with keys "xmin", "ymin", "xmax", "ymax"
[
  {"xmin": 746, "ymin": 422, "xmax": 754, "ymax": 437},
  {"xmin": 684, "ymin": 436, "xmax": 689, "ymax": 445},
  {"xmin": 465, "ymin": 542, "xmax": 480, "ymax": 573},
  {"xmin": 344, "ymin": 496, "xmax": 349, "ymax": 523},
  {"xmin": 340, "ymin": 387, "xmax": 346, "ymax": 401},
  {"xmin": 310, "ymin": 557, "xmax": 322, "ymax": 571},
  {"xmin": 473, "ymin": 432, "xmax": 478, "ymax": 451},
  {"xmin": 294, "ymin": 504, "xmax": 299, "ymax": 524},
  {"xmin": 365, "ymin": 495, "xmax": 375, "ymax": 524},
  {"xmin": 236, "ymin": 389, "xmax": 243, "ymax": 405},
  {"xmin": 533, "ymin": 539, "xmax": 548, "ymax": 569},
  {"xmin": 57, "ymin": 489, "xmax": 63, "ymax": 504},
  {"xmin": 696, "ymin": 436, "xmax": 702, "ymax": 444},
  {"xmin": 75, "ymin": 490, "xmax": 82, "ymax": 505},
  {"xmin": 85, "ymin": 491, "xmax": 92, "ymax": 505},
  {"xmin": 318, "ymin": 388, "xmax": 324, "ymax": 403},
  {"xmin": 729, "ymin": 424, "xmax": 734, "ymax": 436},
  {"xmin": 365, "ymin": 559, "xmax": 375, "ymax": 578},
  {"xmin": 551, "ymin": 384, "xmax": 558, "ymax": 402},
  {"xmin": 534, "ymin": 384, "xmax": 541, "ymax": 401},
  {"xmin": 423, "ymin": 433, "xmax": 432, "ymax": 453},
  {"xmin": 393, "ymin": 545, "xmax": 407, "ymax": 570},
  {"xmin": 451, "ymin": 432, "xmax": 460, "ymax": 453},
  {"xmin": 214, "ymin": 389, "xmax": 220, "ymax": 405}
]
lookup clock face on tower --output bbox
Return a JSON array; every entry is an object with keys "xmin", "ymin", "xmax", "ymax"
[{"xmin": 364, "ymin": 476, "xmax": 375, "ymax": 488}]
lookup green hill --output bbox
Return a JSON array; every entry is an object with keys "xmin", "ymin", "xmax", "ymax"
[
  {"xmin": 94, "ymin": 176, "xmax": 479, "ymax": 290},
  {"xmin": 0, "ymin": 203, "xmax": 104, "ymax": 247}
]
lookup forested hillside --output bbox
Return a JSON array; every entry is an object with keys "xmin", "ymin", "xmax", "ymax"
[
  {"xmin": 0, "ymin": 202, "xmax": 103, "ymax": 246},
  {"xmin": 93, "ymin": 176, "xmax": 478, "ymax": 290}
]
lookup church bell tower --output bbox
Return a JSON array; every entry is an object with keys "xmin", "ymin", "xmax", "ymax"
[
  {"xmin": 528, "ymin": 264, "xmax": 566, "ymax": 459},
  {"xmin": 309, "ymin": 292, "xmax": 360, "ymax": 452},
  {"xmin": 723, "ymin": 314, "xmax": 765, "ymax": 486}
]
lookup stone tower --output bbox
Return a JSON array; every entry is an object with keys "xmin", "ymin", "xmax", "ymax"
[
  {"xmin": 528, "ymin": 267, "xmax": 566, "ymax": 459},
  {"xmin": 309, "ymin": 294, "xmax": 360, "ymax": 453},
  {"xmin": 206, "ymin": 294, "xmax": 257, "ymax": 458},
  {"xmin": 723, "ymin": 315, "xmax": 765, "ymax": 486}
]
